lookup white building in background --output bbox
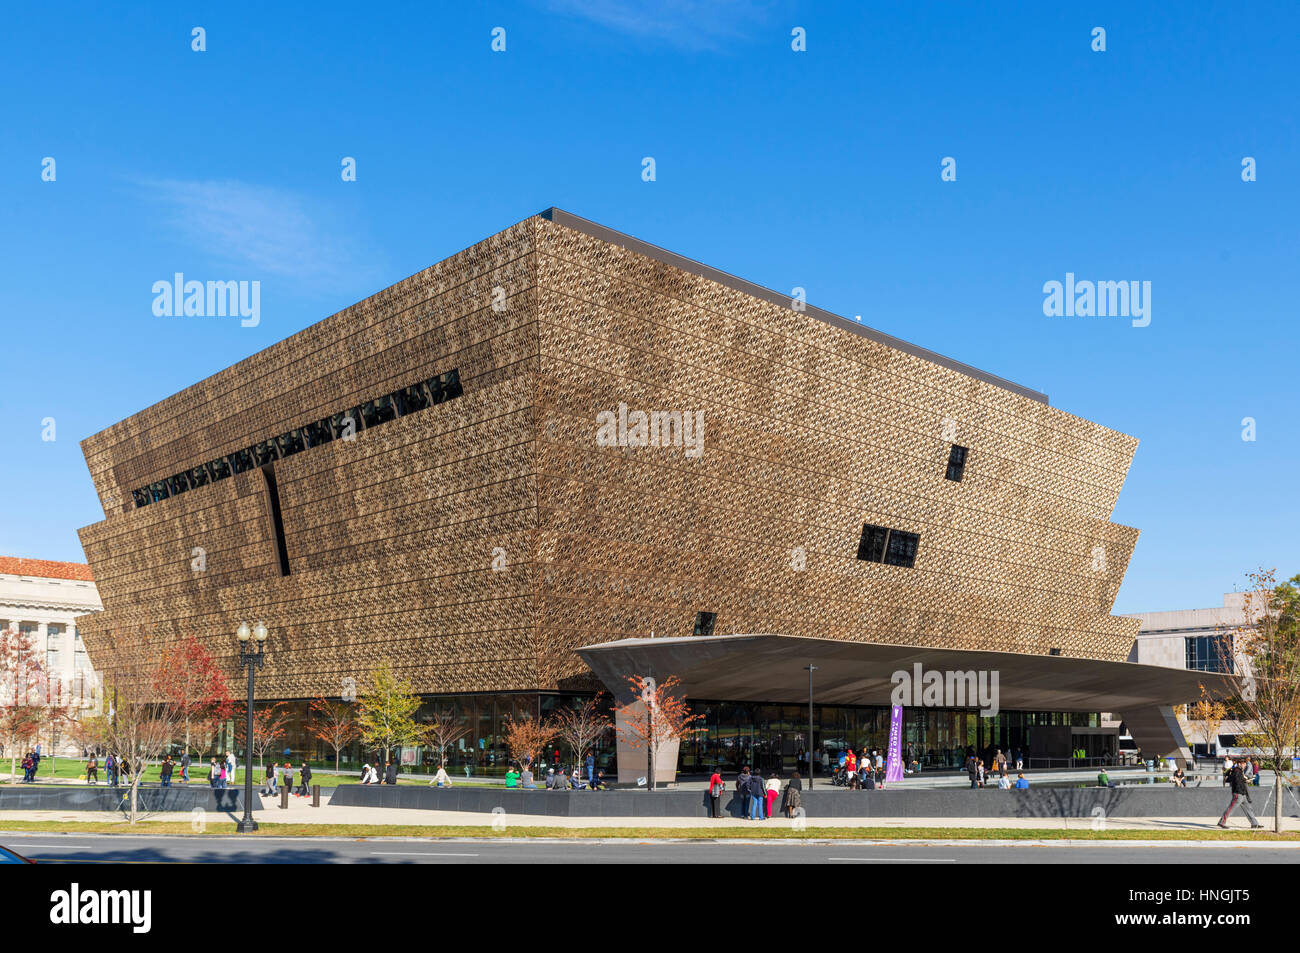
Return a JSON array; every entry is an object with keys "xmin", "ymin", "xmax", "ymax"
[
  {"xmin": 0, "ymin": 556, "xmax": 103, "ymax": 712},
  {"xmin": 1122, "ymin": 592, "xmax": 1259, "ymax": 757}
]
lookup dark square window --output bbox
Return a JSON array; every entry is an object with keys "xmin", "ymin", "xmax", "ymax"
[
  {"xmin": 304, "ymin": 419, "xmax": 332, "ymax": 447},
  {"xmin": 228, "ymin": 448, "xmax": 254, "ymax": 474},
  {"xmin": 394, "ymin": 384, "xmax": 429, "ymax": 416},
  {"xmin": 857, "ymin": 524, "xmax": 889, "ymax": 563},
  {"xmin": 884, "ymin": 529, "xmax": 919, "ymax": 568},
  {"xmin": 275, "ymin": 429, "xmax": 305, "ymax": 457},
  {"xmin": 945, "ymin": 444, "xmax": 969, "ymax": 482},
  {"xmin": 693, "ymin": 612, "xmax": 717, "ymax": 637},
  {"xmin": 131, "ymin": 489, "xmax": 149, "ymax": 508},
  {"xmin": 207, "ymin": 456, "xmax": 232, "ymax": 481},
  {"xmin": 361, "ymin": 395, "xmax": 396, "ymax": 428},
  {"xmin": 251, "ymin": 439, "xmax": 279, "ymax": 467},
  {"xmin": 330, "ymin": 410, "xmax": 361, "ymax": 440},
  {"xmin": 440, "ymin": 368, "xmax": 463, "ymax": 400}
]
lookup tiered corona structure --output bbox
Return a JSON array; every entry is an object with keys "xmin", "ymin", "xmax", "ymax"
[{"xmin": 78, "ymin": 209, "xmax": 1158, "ymax": 738}]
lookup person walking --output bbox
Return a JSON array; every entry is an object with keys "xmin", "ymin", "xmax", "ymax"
[
  {"xmin": 431, "ymin": 763, "xmax": 452, "ymax": 787},
  {"xmin": 86, "ymin": 756, "xmax": 98, "ymax": 784},
  {"xmin": 180, "ymin": 751, "xmax": 191, "ymax": 783},
  {"xmin": 265, "ymin": 761, "xmax": 278, "ymax": 796},
  {"xmin": 298, "ymin": 761, "xmax": 312, "ymax": 797},
  {"xmin": 708, "ymin": 766, "xmax": 725, "ymax": 818},
  {"xmin": 967, "ymin": 755, "xmax": 979, "ymax": 789},
  {"xmin": 225, "ymin": 751, "xmax": 237, "ymax": 787},
  {"xmin": 281, "ymin": 762, "xmax": 294, "ymax": 796},
  {"xmin": 1218, "ymin": 759, "xmax": 1263, "ymax": 830},
  {"xmin": 105, "ymin": 753, "xmax": 116, "ymax": 786},
  {"xmin": 585, "ymin": 752, "xmax": 595, "ymax": 786}
]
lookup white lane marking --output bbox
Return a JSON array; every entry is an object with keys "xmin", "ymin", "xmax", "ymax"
[
  {"xmin": 828, "ymin": 857, "xmax": 956, "ymax": 862},
  {"xmin": 369, "ymin": 851, "xmax": 478, "ymax": 857},
  {"xmin": 7, "ymin": 843, "xmax": 90, "ymax": 849}
]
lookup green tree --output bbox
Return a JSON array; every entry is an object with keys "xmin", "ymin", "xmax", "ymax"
[
  {"xmin": 355, "ymin": 660, "xmax": 422, "ymax": 769},
  {"xmin": 1219, "ymin": 569, "xmax": 1300, "ymax": 833}
]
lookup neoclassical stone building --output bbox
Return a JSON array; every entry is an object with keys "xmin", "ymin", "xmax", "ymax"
[{"xmin": 0, "ymin": 556, "xmax": 103, "ymax": 717}]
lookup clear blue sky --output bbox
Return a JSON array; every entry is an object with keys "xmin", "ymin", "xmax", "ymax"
[{"xmin": 1, "ymin": 1, "xmax": 1295, "ymax": 613}]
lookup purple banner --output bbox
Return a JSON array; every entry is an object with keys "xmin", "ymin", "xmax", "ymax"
[{"xmin": 885, "ymin": 704, "xmax": 904, "ymax": 783}]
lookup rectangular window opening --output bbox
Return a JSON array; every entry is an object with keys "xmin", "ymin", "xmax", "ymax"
[
  {"xmin": 945, "ymin": 444, "xmax": 969, "ymax": 482},
  {"xmin": 129, "ymin": 367, "xmax": 462, "ymax": 509},
  {"xmin": 693, "ymin": 612, "xmax": 717, "ymax": 637},
  {"xmin": 262, "ymin": 464, "xmax": 291, "ymax": 577}
]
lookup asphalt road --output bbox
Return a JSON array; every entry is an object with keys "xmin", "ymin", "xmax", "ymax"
[{"xmin": 3, "ymin": 833, "xmax": 1299, "ymax": 864}]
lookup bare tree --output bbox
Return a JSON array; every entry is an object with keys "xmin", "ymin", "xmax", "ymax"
[
  {"xmin": 551, "ymin": 695, "xmax": 610, "ymax": 774},
  {"xmin": 423, "ymin": 707, "xmax": 470, "ymax": 770},
  {"xmin": 102, "ymin": 658, "xmax": 183, "ymax": 824}
]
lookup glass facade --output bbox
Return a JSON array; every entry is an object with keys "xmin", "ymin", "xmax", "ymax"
[{"xmin": 238, "ymin": 692, "xmax": 1103, "ymax": 779}]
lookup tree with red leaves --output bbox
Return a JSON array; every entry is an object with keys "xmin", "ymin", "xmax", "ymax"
[
  {"xmin": 307, "ymin": 696, "xmax": 358, "ymax": 772},
  {"xmin": 0, "ymin": 625, "xmax": 45, "ymax": 784},
  {"xmin": 613, "ymin": 675, "xmax": 705, "ymax": 792},
  {"xmin": 234, "ymin": 701, "xmax": 293, "ymax": 773},
  {"xmin": 153, "ymin": 636, "xmax": 233, "ymax": 760}
]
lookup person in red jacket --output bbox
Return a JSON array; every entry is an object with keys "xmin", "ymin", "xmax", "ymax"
[{"xmin": 708, "ymin": 768, "xmax": 726, "ymax": 818}]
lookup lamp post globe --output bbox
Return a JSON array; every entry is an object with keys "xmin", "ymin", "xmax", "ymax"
[{"xmin": 235, "ymin": 622, "xmax": 266, "ymax": 833}]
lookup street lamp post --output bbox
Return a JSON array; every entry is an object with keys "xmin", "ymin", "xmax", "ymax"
[
  {"xmin": 805, "ymin": 664, "xmax": 817, "ymax": 789},
  {"xmin": 235, "ymin": 621, "xmax": 267, "ymax": 834}
]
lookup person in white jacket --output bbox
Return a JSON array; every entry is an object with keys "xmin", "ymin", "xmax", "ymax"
[
  {"xmin": 361, "ymin": 763, "xmax": 377, "ymax": 784},
  {"xmin": 430, "ymin": 764, "xmax": 452, "ymax": 787}
]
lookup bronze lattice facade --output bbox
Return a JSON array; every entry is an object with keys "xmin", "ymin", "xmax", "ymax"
[{"xmin": 77, "ymin": 208, "xmax": 1142, "ymax": 700}]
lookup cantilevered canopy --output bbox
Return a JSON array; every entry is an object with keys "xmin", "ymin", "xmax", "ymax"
[{"xmin": 576, "ymin": 634, "xmax": 1232, "ymax": 712}]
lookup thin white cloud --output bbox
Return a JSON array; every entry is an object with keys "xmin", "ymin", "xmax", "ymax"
[
  {"xmin": 139, "ymin": 178, "xmax": 379, "ymax": 290},
  {"xmin": 544, "ymin": 0, "xmax": 780, "ymax": 50}
]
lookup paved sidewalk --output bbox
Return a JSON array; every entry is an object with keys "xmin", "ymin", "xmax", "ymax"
[{"xmin": 1, "ymin": 788, "xmax": 1295, "ymax": 831}]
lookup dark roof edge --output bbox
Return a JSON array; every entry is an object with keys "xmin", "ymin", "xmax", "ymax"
[{"xmin": 538, "ymin": 207, "xmax": 1048, "ymax": 405}]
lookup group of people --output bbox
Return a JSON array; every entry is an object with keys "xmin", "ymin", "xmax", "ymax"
[
  {"xmin": 830, "ymin": 748, "xmax": 893, "ymax": 789},
  {"xmin": 967, "ymin": 753, "xmax": 1030, "ymax": 789},
  {"xmin": 359, "ymin": 760, "xmax": 398, "ymax": 784},
  {"xmin": 258, "ymin": 761, "xmax": 314, "ymax": 797},
  {"xmin": 495, "ymin": 753, "xmax": 609, "ymax": 791},
  {"xmin": 84, "ymin": 753, "xmax": 130, "ymax": 785},
  {"xmin": 705, "ymin": 766, "xmax": 803, "ymax": 820}
]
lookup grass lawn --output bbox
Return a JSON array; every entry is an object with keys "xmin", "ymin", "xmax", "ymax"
[
  {"xmin": 0, "ymin": 820, "xmax": 1296, "ymax": 840},
  {"xmin": 3, "ymin": 758, "xmax": 504, "ymax": 789}
]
